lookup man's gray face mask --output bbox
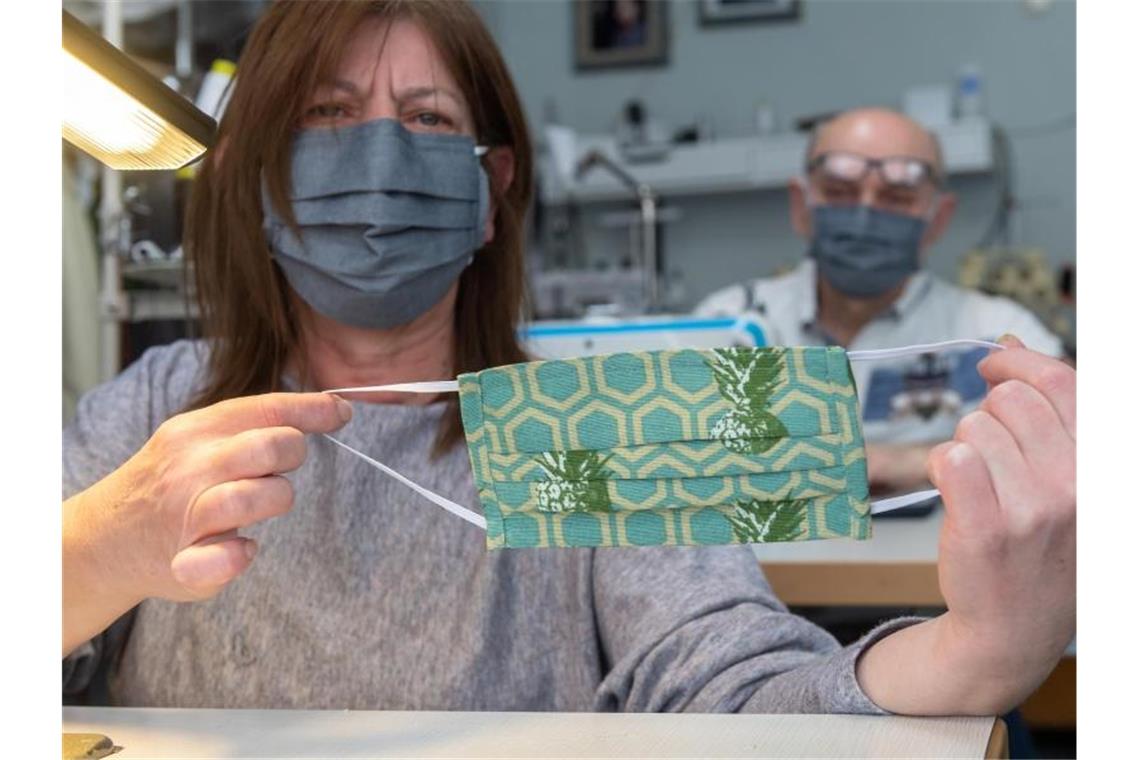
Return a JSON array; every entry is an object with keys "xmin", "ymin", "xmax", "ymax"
[
  {"xmin": 808, "ymin": 204, "xmax": 927, "ymax": 299},
  {"xmin": 263, "ymin": 118, "xmax": 491, "ymax": 329}
]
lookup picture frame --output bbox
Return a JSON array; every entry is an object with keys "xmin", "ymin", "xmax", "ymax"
[
  {"xmin": 574, "ymin": 0, "xmax": 669, "ymax": 70},
  {"xmin": 699, "ymin": 0, "xmax": 801, "ymax": 25}
]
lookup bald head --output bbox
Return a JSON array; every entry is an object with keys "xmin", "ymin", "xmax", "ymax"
[{"xmin": 807, "ymin": 107, "xmax": 944, "ymax": 180}]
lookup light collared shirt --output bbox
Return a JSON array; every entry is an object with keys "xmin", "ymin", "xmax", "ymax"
[{"xmin": 695, "ymin": 259, "xmax": 1063, "ymax": 444}]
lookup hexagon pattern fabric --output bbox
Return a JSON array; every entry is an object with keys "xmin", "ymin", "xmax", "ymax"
[{"xmin": 458, "ymin": 346, "xmax": 871, "ymax": 550}]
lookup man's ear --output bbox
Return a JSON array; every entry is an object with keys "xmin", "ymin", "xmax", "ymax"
[
  {"xmin": 482, "ymin": 146, "xmax": 516, "ymax": 245},
  {"xmin": 788, "ymin": 178, "xmax": 812, "ymax": 238},
  {"xmin": 920, "ymin": 192, "xmax": 957, "ymax": 251}
]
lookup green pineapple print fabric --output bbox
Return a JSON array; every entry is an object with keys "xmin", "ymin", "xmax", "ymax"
[{"xmin": 457, "ymin": 346, "xmax": 871, "ymax": 550}]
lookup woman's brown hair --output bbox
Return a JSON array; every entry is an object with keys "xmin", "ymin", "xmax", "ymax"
[{"xmin": 184, "ymin": 0, "xmax": 532, "ymax": 454}]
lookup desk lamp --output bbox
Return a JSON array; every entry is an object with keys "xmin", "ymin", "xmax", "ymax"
[{"xmin": 63, "ymin": 9, "xmax": 216, "ymax": 170}]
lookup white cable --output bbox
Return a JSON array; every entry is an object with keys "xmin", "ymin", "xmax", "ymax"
[
  {"xmin": 848, "ymin": 339, "xmax": 1004, "ymax": 362},
  {"xmin": 322, "ymin": 380, "xmax": 460, "ymax": 395},
  {"xmin": 323, "ymin": 434, "xmax": 487, "ymax": 531}
]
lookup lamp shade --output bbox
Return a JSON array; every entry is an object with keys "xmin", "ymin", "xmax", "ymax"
[{"xmin": 63, "ymin": 10, "xmax": 217, "ymax": 170}]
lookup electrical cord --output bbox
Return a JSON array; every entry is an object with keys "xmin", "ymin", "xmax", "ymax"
[
  {"xmin": 974, "ymin": 114, "xmax": 1074, "ymax": 250},
  {"xmin": 975, "ymin": 123, "xmax": 1015, "ymax": 250}
]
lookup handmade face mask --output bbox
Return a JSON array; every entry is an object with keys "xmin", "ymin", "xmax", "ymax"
[
  {"xmin": 322, "ymin": 339, "xmax": 999, "ymax": 550},
  {"xmin": 459, "ymin": 346, "xmax": 868, "ymax": 549},
  {"xmin": 263, "ymin": 118, "xmax": 491, "ymax": 329}
]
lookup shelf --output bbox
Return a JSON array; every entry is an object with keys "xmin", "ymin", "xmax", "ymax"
[
  {"xmin": 122, "ymin": 260, "xmax": 188, "ymax": 290},
  {"xmin": 541, "ymin": 118, "xmax": 993, "ymax": 204},
  {"xmin": 120, "ymin": 260, "xmax": 196, "ymax": 323},
  {"xmin": 128, "ymin": 290, "xmax": 197, "ymax": 322}
]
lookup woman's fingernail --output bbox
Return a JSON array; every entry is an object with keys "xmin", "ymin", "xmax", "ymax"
[
  {"xmin": 335, "ymin": 396, "xmax": 353, "ymax": 423},
  {"xmin": 997, "ymin": 332, "xmax": 1020, "ymax": 345},
  {"xmin": 245, "ymin": 540, "xmax": 258, "ymax": 561},
  {"xmin": 944, "ymin": 442, "xmax": 976, "ymax": 470}
]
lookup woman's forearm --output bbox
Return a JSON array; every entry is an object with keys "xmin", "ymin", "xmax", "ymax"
[
  {"xmin": 855, "ymin": 613, "xmax": 1060, "ymax": 716},
  {"xmin": 62, "ymin": 487, "xmax": 143, "ymax": 657}
]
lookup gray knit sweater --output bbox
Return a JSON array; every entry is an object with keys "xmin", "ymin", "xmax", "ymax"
[{"xmin": 63, "ymin": 340, "xmax": 914, "ymax": 712}]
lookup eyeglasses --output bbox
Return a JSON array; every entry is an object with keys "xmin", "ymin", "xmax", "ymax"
[{"xmin": 806, "ymin": 151, "xmax": 942, "ymax": 190}]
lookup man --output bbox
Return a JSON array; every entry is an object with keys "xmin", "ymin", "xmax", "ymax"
[{"xmin": 695, "ymin": 107, "xmax": 1062, "ymax": 496}]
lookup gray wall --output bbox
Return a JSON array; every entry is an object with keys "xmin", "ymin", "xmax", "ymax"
[{"xmin": 475, "ymin": 0, "xmax": 1075, "ymax": 309}]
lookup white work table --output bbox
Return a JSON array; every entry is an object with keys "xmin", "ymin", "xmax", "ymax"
[
  {"xmin": 755, "ymin": 509, "xmax": 945, "ymax": 606},
  {"xmin": 63, "ymin": 707, "xmax": 1004, "ymax": 759}
]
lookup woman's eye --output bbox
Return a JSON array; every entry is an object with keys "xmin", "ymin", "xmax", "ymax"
[
  {"xmin": 305, "ymin": 103, "xmax": 348, "ymax": 121},
  {"xmin": 408, "ymin": 111, "xmax": 454, "ymax": 130}
]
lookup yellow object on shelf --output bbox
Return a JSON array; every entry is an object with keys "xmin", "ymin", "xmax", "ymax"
[{"xmin": 957, "ymin": 246, "xmax": 1075, "ymax": 350}]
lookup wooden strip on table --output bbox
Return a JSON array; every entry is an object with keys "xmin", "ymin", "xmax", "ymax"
[
  {"xmin": 1020, "ymin": 656, "xmax": 1076, "ymax": 729},
  {"xmin": 761, "ymin": 561, "xmax": 944, "ymax": 607},
  {"xmin": 984, "ymin": 718, "xmax": 1009, "ymax": 759}
]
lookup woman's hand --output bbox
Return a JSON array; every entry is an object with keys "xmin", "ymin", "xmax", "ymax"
[
  {"xmin": 930, "ymin": 334, "xmax": 1076, "ymax": 702},
  {"xmin": 856, "ymin": 336, "xmax": 1075, "ymax": 715},
  {"xmin": 63, "ymin": 393, "xmax": 351, "ymax": 655}
]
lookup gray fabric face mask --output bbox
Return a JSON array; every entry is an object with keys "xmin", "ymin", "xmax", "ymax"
[
  {"xmin": 263, "ymin": 118, "xmax": 491, "ymax": 329},
  {"xmin": 808, "ymin": 204, "xmax": 926, "ymax": 299}
]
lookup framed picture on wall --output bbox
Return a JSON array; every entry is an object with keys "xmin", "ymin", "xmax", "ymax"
[
  {"xmin": 575, "ymin": 0, "xmax": 669, "ymax": 70},
  {"xmin": 699, "ymin": 0, "xmax": 800, "ymax": 25}
]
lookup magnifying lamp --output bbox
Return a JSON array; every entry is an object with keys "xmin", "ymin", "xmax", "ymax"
[{"xmin": 63, "ymin": 9, "xmax": 216, "ymax": 170}]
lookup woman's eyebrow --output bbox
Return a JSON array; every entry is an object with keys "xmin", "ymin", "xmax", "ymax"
[
  {"xmin": 331, "ymin": 79, "xmax": 364, "ymax": 96},
  {"xmin": 395, "ymin": 85, "xmax": 462, "ymax": 105}
]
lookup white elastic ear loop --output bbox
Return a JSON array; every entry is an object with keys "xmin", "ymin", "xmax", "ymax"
[
  {"xmin": 320, "ymin": 382, "xmax": 483, "ymax": 529},
  {"xmin": 855, "ymin": 339, "xmax": 1006, "ymax": 515},
  {"xmin": 921, "ymin": 192, "xmax": 942, "ymax": 223},
  {"xmin": 848, "ymin": 338, "xmax": 1003, "ymax": 363},
  {"xmin": 323, "ymin": 380, "xmax": 460, "ymax": 395},
  {"xmin": 797, "ymin": 176, "xmax": 820, "ymax": 210},
  {"xmin": 322, "ymin": 434, "xmax": 487, "ymax": 531},
  {"xmin": 870, "ymin": 488, "xmax": 941, "ymax": 514}
]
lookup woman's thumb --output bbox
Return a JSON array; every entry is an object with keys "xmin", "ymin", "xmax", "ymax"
[{"xmin": 171, "ymin": 536, "xmax": 257, "ymax": 596}]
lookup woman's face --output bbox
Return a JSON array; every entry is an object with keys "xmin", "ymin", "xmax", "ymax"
[
  {"xmin": 301, "ymin": 16, "xmax": 475, "ymax": 139},
  {"xmin": 297, "ymin": 14, "xmax": 511, "ymax": 247}
]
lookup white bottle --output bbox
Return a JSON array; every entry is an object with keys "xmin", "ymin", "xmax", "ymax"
[
  {"xmin": 196, "ymin": 59, "xmax": 237, "ymax": 121},
  {"xmin": 956, "ymin": 63, "xmax": 985, "ymax": 119}
]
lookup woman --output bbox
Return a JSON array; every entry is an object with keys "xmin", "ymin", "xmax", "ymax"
[{"xmin": 64, "ymin": 0, "xmax": 1075, "ymax": 714}]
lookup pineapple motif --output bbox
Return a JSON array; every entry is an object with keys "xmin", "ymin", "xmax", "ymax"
[
  {"xmin": 706, "ymin": 348, "xmax": 789, "ymax": 453},
  {"xmin": 727, "ymin": 497, "xmax": 808, "ymax": 543},
  {"xmin": 534, "ymin": 450, "xmax": 614, "ymax": 513}
]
